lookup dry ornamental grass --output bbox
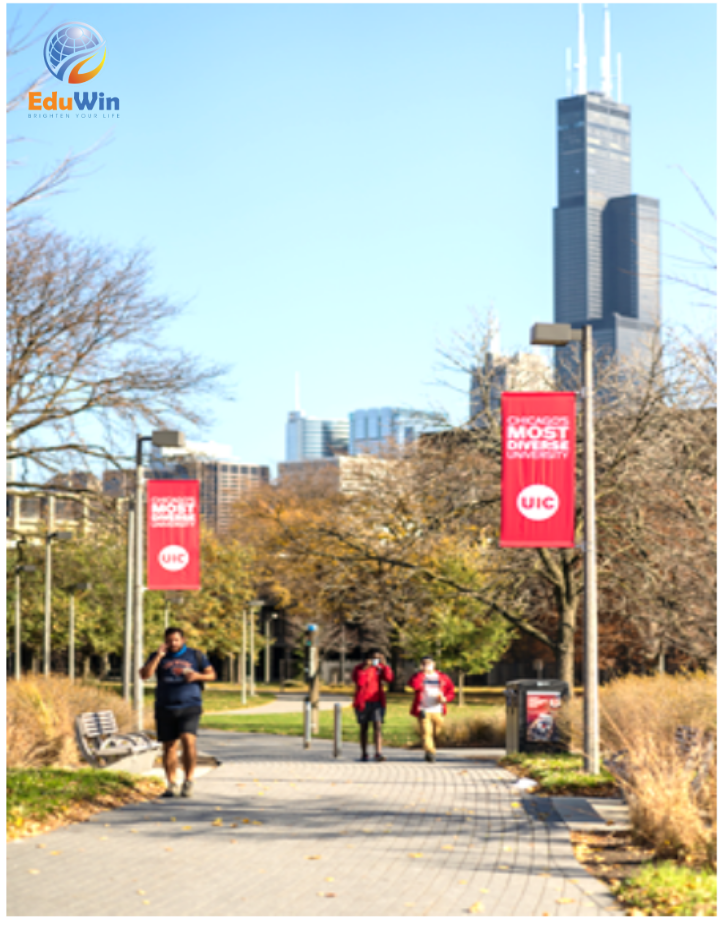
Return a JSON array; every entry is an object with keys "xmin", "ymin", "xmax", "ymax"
[{"xmin": 6, "ymin": 675, "xmax": 147, "ymax": 769}]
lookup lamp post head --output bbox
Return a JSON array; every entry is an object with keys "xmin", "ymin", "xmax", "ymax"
[
  {"xmin": 151, "ymin": 430, "xmax": 185, "ymax": 449},
  {"xmin": 49, "ymin": 531, "xmax": 73, "ymax": 542},
  {"xmin": 249, "ymin": 599, "xmax": 264, "ymax": 609},
  {"xmin": 18, "ymin": 564, "xmax": 37, "ymax": 573},
  {"xmin": 530, "ymin": 323, "xmax": 583, "ymax": 346}
]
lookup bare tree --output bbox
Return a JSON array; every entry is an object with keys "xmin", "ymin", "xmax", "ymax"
[{"xmin": 7, "ymin": 218, "xmax": 231, "ymax": 481}]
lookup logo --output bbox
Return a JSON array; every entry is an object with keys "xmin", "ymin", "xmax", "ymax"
[
  {"xmin": 516, "ymin": 485, "xmax": 559, "ymax": 522},
  {"xmin": 158, "ymin": 545, "xmax": 190, "ymax": 572},
  {"xmin": 43, "ymin": 23, "xmax": 106, "ymax": 84}
]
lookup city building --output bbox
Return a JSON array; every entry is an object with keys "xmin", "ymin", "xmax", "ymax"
[
  {"xmin": 104, "ymin": 441, "xmax": 270, "ymax": 535},
  {"xmin": 469, "ymin": 317, "xmax": 552, "ymax": 421},
  {"xmin": 278, "ymin": 455, "xmax": 392, "ymax": 496},
  {"xmin": 285, "ymin": 410, "xmax": 349, "ymax": 462},
  {"xmin": 554, "ymin": 4, "xmax": 660, "ymax": 383},
  {"xmin": 348, "ymin": 407, "xmax": 427, "ymax": 456}
]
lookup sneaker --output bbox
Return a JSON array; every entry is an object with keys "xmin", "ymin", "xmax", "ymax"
[
  {"xmin": 375, "ymin": 754, "xmax": 386, "ymax": 762},
  {"xmin": 425, "ymin": 751, "xmax": 436, "ymax": 763},
  {"xmin": 161, "ymin": 784, "xmax": 180, "ymax": 798},
  {"xmin": 181, "ymin": 780, "xmax": 194, "ymax": 798},
  {"xmin": 360, "ymin": 753, "xmax": 369, "ymax": 762}
]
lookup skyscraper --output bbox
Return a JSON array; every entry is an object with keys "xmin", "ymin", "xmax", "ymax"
[
  {"xmin": 554, "ymin": 4, "xmax": 660, "ymax": 381},
  {"xmin": 285, "ymin": 410, "xmax": 349, "ymax": 462}
]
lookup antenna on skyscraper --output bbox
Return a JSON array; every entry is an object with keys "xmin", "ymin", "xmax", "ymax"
[
  {"xmin": 565, "ymin": 47, "xmax": 572, "ymax": 96},
  {"xmin": 576, "ymin": 3, "xmax": 587, "ymax": 95},
  {"xmin": 601, "ymin": 4, "xmax": 613, "ymax": 98},
  {"xmin": 616, "ymin": 52, "xmax": 622, "ymax": 103}
]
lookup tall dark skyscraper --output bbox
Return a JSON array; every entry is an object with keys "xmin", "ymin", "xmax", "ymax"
[{"xmin": 554, "ymin": 4, "xmax": 660, "ymax": 381}]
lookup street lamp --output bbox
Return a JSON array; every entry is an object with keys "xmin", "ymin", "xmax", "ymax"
[
  {"xmin": 530, "ymin": 322, "xmax": 599, "ymax": 775},
  {"xmin": 66, "ymin": 582, "xmax": 91, "ymax": 683},
  {"xmin": 43, "ymin": 529, "xmax": 73, "ymax": 677},
  {"xmin": 12, "ymin": 538, "xmax": 37, "ymax": 681},
  {"xmin": 132, "ymin": 429, "xmax": 185, "ymax": 729},
  {"xmin": 249, "ymin": 599, "xmax": 264, "ymax": 698}
]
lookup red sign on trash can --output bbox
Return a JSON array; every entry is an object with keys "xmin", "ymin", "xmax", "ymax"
[
  {"xmin": 500, "ymin": 392, "xmax": 576, "ymax": 548},
  {"xmin": 146, "ymin": 480, "xmax": 201, "ymax": 590}
]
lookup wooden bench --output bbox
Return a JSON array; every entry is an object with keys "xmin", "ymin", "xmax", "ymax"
[{"xmin": 75, "ymin": 711, "xmax": 161, "ymax": 771}]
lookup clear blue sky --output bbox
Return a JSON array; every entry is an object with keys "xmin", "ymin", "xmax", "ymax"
[{"xmin": 6, "ymin": 3, "xmax": 717, "ymax": 475}]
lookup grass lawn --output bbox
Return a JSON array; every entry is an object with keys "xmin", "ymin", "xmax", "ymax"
[
  {"xmin": 7, "ymin": 768, "xmax": 164, "ymax": 840},
  {"xmin": 100, "ymin": 681, "xmax": 275, "ymax": 713},
  {"xmin": 614, "ymin": 862, "xmax": 717, "ymax": 916},
  {"xmin": 500, "ymin": 752, "xmax": 618, "ymax": 796},
  {"xmin": 203, "ymin": 694, "xmax": 500, "ymax": 748}
]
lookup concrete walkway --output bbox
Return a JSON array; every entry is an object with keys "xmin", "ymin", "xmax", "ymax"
[
  {"xmin": 7, "ymin": 731, "xmax": 623, "ymax": 916},
  {"xmin": 207, "ymin": 693, "xmax": 353, "ymax": 717}
]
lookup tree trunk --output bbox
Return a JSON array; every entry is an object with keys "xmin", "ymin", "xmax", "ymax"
[
  {"xmin": 556, "ymin": 599, "xmax": 578, "ymax": 695},
  {"xmin": 82, "ymin": 655, "xmax": 92, "ymax": 679},
  {"xmin": 30, "ymin": 651, "xmax": 39, "ymax": 674},
  {"xmin": 457, "ymin": 670, "xmax": 466, "ymax": 707},
  {"xmin": 100, "ymin": 653, "xmax": 110, "ymax": 679},
  {"xmin": 389, "ymin": 643, "xmax": 403, "ymax": 692}
]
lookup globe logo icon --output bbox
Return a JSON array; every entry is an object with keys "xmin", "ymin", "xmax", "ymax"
[{"xmin": 43, "ymin": 22, "xmax": 106, "ymax": 84}]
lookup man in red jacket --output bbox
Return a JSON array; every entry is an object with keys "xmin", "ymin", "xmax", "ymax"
[
  {"xmin": 352, "ymin": 649, "xmax": 394, "ymax": 762},
  {"xmin": 408, "ymin": 656, "xmax": 456, "ymax": 762}
]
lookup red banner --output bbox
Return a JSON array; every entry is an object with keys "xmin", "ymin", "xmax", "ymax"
[
  {"xmin": 500, "ymin": 392, "xmax": 576, "ymax": 548},
  {"xmin": 146, "ymin": 480, "xmax": 201, "ymax": 590}
]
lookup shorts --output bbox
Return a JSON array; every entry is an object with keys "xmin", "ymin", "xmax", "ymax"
[
  {"xmin": 155, "ymin": 705, "xmax": 202, "ymax": 743},
  {"xmin": 355, "ymin": 701, "xmax": 385, "ymax": 726}
]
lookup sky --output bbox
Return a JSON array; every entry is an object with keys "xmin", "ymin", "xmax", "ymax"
[{"xmin": 6, "ymin": 2, "xmax": 717, "ymax": 476}]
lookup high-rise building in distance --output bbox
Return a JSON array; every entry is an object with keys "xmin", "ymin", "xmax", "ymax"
[
  {"xmin": 554, "ymin": 4, "xmax": 660, "ymax": 382},
  {"xmin": 285, "ymin": 411, "xmax": 349, "ymax": 462},
  {"xmin": 349, "ymin": 407, "xmax": 425, "ymax": 455}
]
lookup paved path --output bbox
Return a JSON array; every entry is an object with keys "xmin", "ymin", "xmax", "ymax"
[
  {"xmin": 7, "ymin": 732, "xmax": 622, "ymax": 916},
  {"xmin": 207, "ymin": 693, "xmax": 353, "ymax": 717}
]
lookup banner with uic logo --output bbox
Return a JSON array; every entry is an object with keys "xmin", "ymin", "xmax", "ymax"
[
  {"xmin": 500, "ymin": 392, "xmax": 576, "ymax": 548},
  {"xmin": 146, "ymin": 480, "xmax": 201, "ymax": 590}
]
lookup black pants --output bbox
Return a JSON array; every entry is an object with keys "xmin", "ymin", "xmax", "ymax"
[{"xmin": 155, "ymin": 705, "xmax": 202, "ymax": 742}]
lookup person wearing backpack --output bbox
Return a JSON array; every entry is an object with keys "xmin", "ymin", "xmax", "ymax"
[
  {"xmin": 408, "ymin": 656, "xmax": 456, "ymax": 763},
  {"xmin": 140, "ymin": 627, "xmax": 216, "ymax": 798}
]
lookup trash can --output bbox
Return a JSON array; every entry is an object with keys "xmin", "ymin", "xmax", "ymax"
[{"xmin": 504, "ymin": 679, "xmax": 570, "ymax": 755}]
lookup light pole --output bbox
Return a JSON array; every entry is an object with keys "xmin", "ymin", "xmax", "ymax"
[
  {"xmin": 66, "ymin": 582, "xmax": 91, "ymax": 683},
  {"xmin": 13, "ymin": 539, "xmax": 37, "ymax": 681},
  {"xmin": 530, "ymin": 322, "xmax": 600, "ymax": 775},
  {"xmin": 249, "ymin": 599, "xmax": 263, "ymax": 697},
  {"xmin": 43, "ymin": 529, "xmax": 72, "ymax": 677},
  {"xmin": 122, "ymin": 501, "xmax": 134, "ymax": 701},
  {"xmin": 241, "ymin": 608, "xmax": 248, "ymax": 705},
  {"xmin": 132, "ymin": 429, "xmax": 185, "ymax": 730},
  {"xmin": 264, "ymin": 612, "xmax": 276, "ymax": 684}
]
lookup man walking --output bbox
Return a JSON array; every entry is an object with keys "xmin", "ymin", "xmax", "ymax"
[
  {"xmin": 408, "ymin": 656, "xmax": 455, "ymax": 762},
  {"xmin": 352, "ymin": 649, "xmax": 393, "ymax": 762},
  {"xmin": 140, "ymin": 627, "xmax": 216, "ymax": 798}
]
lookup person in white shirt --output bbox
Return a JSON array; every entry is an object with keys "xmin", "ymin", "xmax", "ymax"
[{"xmin": 408, "ymin": 656, "xmax": 456, "ymax": 762}]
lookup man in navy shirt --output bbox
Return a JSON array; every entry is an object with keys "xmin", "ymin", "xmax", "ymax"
[{"xmin": 140, "ymin": 627, "xmax": 216, "ymax": 798}]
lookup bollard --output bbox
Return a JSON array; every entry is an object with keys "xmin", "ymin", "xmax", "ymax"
[
  {"xmin": 333, "ymin": 703, "xmax": 342, "ymax": 758},
  {"xmin": 303, "ymin": 698, "xmax": 311, "ymax": 749}
]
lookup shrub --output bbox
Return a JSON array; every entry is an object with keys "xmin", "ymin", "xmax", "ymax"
[
  {"xmin": 436, "ymin": 707, "xmax": 506, "ymax": 748},
  {"xmin": 559, "ymin": 672, "xmax": 717, "ymax": 866},
  {"xmin": 6, "ymin": 675, "xmax": 147, "ymax": 769}
]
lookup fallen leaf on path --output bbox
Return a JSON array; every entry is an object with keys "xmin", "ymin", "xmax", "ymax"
[
  {"xmin": 499, "ymin": 865, "xmax": 510, "ymax": 870},
  {"xmin": 458, "ymin": 880, "xmax": 468, "ymax": 885},
  {"xmin": 325, "ymin": 877, "xmax": 334, "ymax": 882},
  {"xmin": 36, "ymin": 844, "xmax": 46, "ymax": 849},
  {"xmin": 252, "ymin": 821, "xmax": 262, "ymax": 825},
  {"xmin": 211, "ymin": 818, "xmax": 223, "ymax": 827},
  {"xmin": 142, "ymin": 900, "xmax": 150, "ymax": 906},
  {"xmin": 99, "ymin": 837, "xmax": 108, "ymax": 841},
  {"xmin": 28, "ymin": 869, "xmax": 40, "ymax": 875},
  {"xmin": 556, "ymin": 898, "xmax": 575, "ymax": 904},
  {"xmin": 182, "ymin": 826, "xmax": 192, "ymax": 831},
  {"xmin": 306, "ymin": 855, "xmax": 321, "ymax": 860},
  {"xmin": 442, "ymin": 845, "xmax": 454, "ymax": 851},
  {"xmin": 405, "ymin": 902, "xmax": 415, "ymax": 907},
  {"xmin": 542, "ymin": 913, "xmax": 549, "ymax": 917},
  {"xmin": 137, "ymin": 890, "xmax": 146, "ymax": 896},
  {"xmin": 230, "ymin": 823, "xmax": 238, "ymax": 828},
  {"xmin": 164, "ymin": 848, "xmax": 173, "ymax": 852},
  {"xmin": 469, "ymin": 902, "xmax": 485, "ymax": 914},
  {"xmin": 242, "ymin": 819, "xmax": 250, "ymax": 824},
  {"xmin": 170, "ymin": 817, "xmax": 176, "ymax": 822},
  {"xmin": 324, "ymin": 893, "xmax": 337, "ymax": 898},
  {"xmin": 408, "ymin": 853, "xmax": 423, "ymax": 859}
]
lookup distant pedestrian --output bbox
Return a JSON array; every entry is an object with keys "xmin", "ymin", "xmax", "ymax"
[
  {"xmin": 408, "ymin": 656, "xmax": 455, "ymax": 762},
  {"xmin": 140, "ymin": 627, "xmax": 217, "ymax": 798},
  {"xmin": 352, "ymin": 649, "xmax": 394, "ymax": 762}
]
